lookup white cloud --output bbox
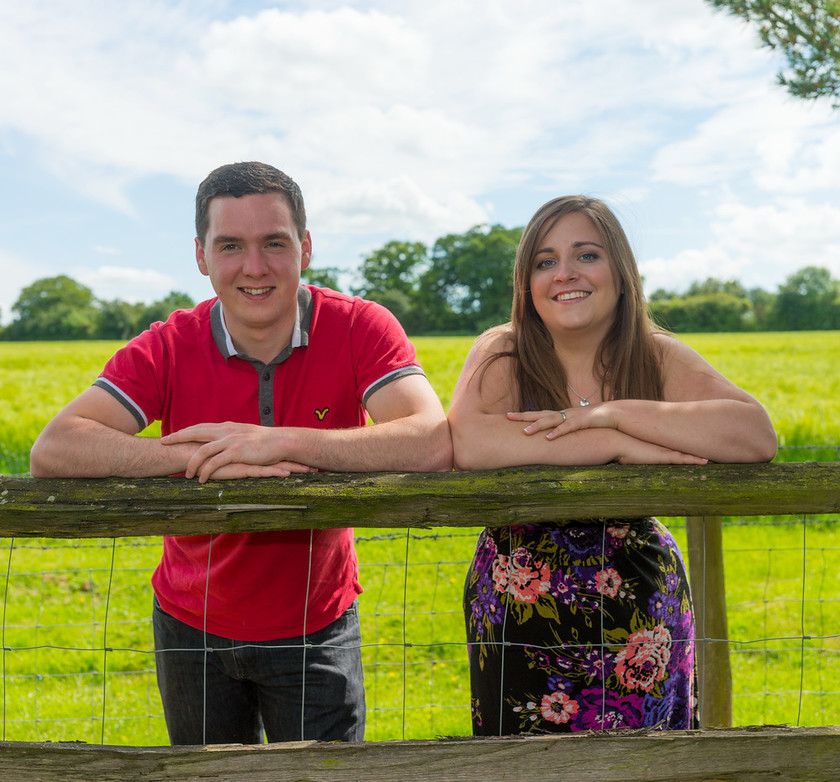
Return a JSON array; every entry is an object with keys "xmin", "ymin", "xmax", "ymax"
[
  {"xmin": 1, "ymin": 0, "xmax": 790, "ymax": 224},
  {"xmin": 652, "ymin": 92, "xmax": 840, "ymax": 193},
  {"xmin": 0, "ymin": 255, "xmax": 51, "ymax": 325},
  {"xmin": 193, "ymin": 7, "xmax": 426, "ymax": 112},
  {"xmin": 74, "ymin": 266, "xmax": 182, "ymax": 303},
  {"xmin": 641, "ymin": 196, "xmax": 840, "ymax": 294},
  {"xmin": 312, "ymin": 176, "xmax": 487, "ymax": 237}
]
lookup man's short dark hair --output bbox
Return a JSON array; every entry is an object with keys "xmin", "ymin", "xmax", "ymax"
[{"xmin": 195, "ymin": 162, "xmax": 307, "ymax": 245}]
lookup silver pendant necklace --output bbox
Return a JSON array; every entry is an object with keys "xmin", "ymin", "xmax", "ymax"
[{"xmin": 568, "ymin": 382, "xmax": 598, "ymax": 406}]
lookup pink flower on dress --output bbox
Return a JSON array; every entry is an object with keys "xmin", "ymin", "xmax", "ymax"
[
  {"xmin": 492, "ymin": 548, "xmax": 551, "ymax": 604},
  {"xmin": 614, "ymin": 625, "xmax": 672, "ymax": 693},
  {"xmin": 540, "ymin": 691, "xmax": 580, "ymax": 724},
  {"xmin": 594, "ymin": 567, "xmax": 623, "ymax": 598}
]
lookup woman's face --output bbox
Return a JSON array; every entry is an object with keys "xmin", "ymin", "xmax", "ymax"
[{"xmin": 528, "ymin": 211, "xmax": 622, "ymax": 341}]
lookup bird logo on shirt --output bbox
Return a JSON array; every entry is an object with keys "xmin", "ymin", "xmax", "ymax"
[{"xmin": 314, "ymin": 407, "xmax": 330, "ymax": 421}]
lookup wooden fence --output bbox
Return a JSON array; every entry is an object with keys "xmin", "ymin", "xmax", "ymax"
[{"xmin": 0, "ymin": 462, "xmax": 839, "ymax": 781}]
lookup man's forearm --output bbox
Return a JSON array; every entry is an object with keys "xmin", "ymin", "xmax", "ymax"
[
  {"xmin": 30, "ymin": 417, "xmax": 194, "ymax": 478},
  {"xmin": 285, "ymin": 415, "xmax": 453, "ymax": 473}
]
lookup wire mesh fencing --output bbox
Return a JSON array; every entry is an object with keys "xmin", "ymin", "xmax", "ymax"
[{"xmin": 1, "ymin": 512, "xmax": 838, "ymax": 745}]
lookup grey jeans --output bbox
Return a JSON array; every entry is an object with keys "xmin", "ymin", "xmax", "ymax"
[{"xmin": 152, "ymin": 598, "xmax": 365, "ymax": 745}]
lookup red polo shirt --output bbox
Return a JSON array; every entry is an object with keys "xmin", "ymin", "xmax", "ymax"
[{"xmin": 95, "ymin": 285, "xmax": 424, "ymax": 640}]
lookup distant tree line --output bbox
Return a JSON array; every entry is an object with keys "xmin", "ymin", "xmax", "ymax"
[
  {"xmin": 0, "ymin": 275, "xmax": 195, "ymax": 341},
  {"xmin": 649, "ymin": 265, "xmax": 840, "ymax": 332},
  {"xmin": 2, "ymin": 227, "xmax": 839, "ymax": 340},
  {"xmin": 301, "ymin": 225, "xmax": 839, "ymax": 333}
]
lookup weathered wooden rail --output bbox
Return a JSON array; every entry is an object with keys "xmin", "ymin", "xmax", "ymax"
[
  {"xmin": 0, "ymin": 462, "xmax": 838, "ymax": 781},
  {"xmin": 1, "ymin": 726, "xmax": 839, "ymax": 782},
  {"xmin": 2, "ymin": 462, "xmax": 838, "ymax": 537}
]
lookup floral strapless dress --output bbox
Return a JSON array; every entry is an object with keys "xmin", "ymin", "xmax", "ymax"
[{"xmin": 464, "ymin": 519, "xmax": 697, "ymax": 735}]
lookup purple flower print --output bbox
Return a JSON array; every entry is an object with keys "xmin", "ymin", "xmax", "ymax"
[
  {"xmin": 572, "ymin": 688, "xmax": 645, "ymax": 731},
  {"xmin": 547, "ymin": 673, "xmax": 574, "ymax": 693},
  {"xmin": 473, "ymin": 573, "xmax": 504, "ymax": 629},
  {"xmin": 550, "ymin": 569, "xmax": 580, "ymax": 605},
  {"xmin": 649, "ymin": 590, "xmax": 681, "ymax": 625},
  {"xmin": 471, "ymin": 698, "xmax": 483, "ymax": 728},
  {"xmin": 473, "ymin": 533, "xmax": 498, "ymax": 574},
  {"xmin": 525, "ymin": 646, "xmax": 551, "ymax": 669},
  {"xmin": 643, "ymin": 685, "xmax": 676, "ymax": 727},
  {"xmin": 561, "ymin": 525, "xmax": 605, "ymax": 558},
  {"xmin": 582, "ymin": 648, "xmax": 614, "ymax": 681}
]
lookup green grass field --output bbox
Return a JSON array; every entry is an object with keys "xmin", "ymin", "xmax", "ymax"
[
  {"xmin": 0, "ymin": 332, "xmax": 838, "ymax": 744},
  {"xmin": 3, "ymin": 332, "xmax": 839, "ymax": 473}
]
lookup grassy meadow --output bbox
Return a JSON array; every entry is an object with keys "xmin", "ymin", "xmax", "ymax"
[
  {"xmin": 2, "ymin": 331, "xmax": 839, "ymax": 474},
  {"xmin": 0, "ymin": 332, "xmax": 838, "ymax": 744}
]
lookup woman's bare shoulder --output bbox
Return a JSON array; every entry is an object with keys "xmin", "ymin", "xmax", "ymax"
[{"xmin": 651, "ymin": 330, "xmax": 706, "ymax": 366}]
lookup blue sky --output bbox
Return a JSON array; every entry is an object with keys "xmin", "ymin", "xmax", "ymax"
[{"xmin": 3, "ymin": 0, "xmax": 840, "ymax": 324}]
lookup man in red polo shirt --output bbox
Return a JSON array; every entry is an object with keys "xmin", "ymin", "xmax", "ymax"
[{"xmin": 30, "ymin": 161, "xmax": 452, "ymax": 746}]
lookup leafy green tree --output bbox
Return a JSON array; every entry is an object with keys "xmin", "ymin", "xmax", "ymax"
[
  {"xmin": 746, "ymin": 286, "xmax": 777, "ymax": 330},
  {"xmin": 650, "ymin": 293, "xmax": 751, "ymax": 332},
  {"xmin": 419, "ymin": 224, "xmax": 522, "ymax": 333},
  {"xmin": 136, "ymin": 291, "xmax": 195, "ymax": 333},
  {"xmin": 706, "ymin": 0, "xmax": 840, "ymax": 104},
  {"xmin": 96, "ymin": 299, "xmax": 146, "ymax": 340},
  {"xmin": 4, "ymin": 275, "xmax": 99, "ymax": 340},
  {"xmin": 414, "ymin": 262, "xmax": 461, "ymax": 333},
  {"xmin": 351, "ymin": 241, "xmax": 429, "ymax": 332},
  {"xmin": 364, "ymin": 289, "xmax": 426, "ymax": 333},
  {"xmin": 355, "ymin": 241, "xmax": 427, "ymax": 299},
  {"xmin": 686, "ymin": 277, "xmax": 749, "ymax": 299},
  {"xmin": 648, "ymin": 288, "xmax": 675, "ymax": 302},
  {"xmin": 772, "ymin": 265, "xmax": 840, "ymax": 328}
]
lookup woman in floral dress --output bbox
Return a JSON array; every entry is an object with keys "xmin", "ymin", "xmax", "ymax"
[{"xmin": 447, "ymin": 196, "xmax": 777, "ymax": 736}]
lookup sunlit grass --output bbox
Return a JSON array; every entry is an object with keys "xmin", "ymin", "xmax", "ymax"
[
  {"xmin": 676, "ymin": 332, "xmax": 840, "ymax": 461},
  {"xmin": 2, "ymin": 332, "xmax": 839, "ymax": 473}
]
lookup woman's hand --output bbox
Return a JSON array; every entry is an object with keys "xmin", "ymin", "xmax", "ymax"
[
  {"xmin": 508, "ymin": 403, "xmax": 618, "ymax": 440},
  {"xmin": 507, "ymin": 406, "xmax": 707, "ymax": 464}
]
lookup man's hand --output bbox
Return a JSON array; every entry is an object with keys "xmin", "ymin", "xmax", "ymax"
[{"xmin": 162, "ymin": 422, "xmax": 315, "ymax": 483}]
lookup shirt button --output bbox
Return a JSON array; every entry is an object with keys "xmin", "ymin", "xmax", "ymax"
[
  {"xmin": 262, "ymin": 371, "xmax": 270, "ymax": 381},
  {"xmin": 262, "ymin": 406, "xmax": 271, "ymax": 416}
]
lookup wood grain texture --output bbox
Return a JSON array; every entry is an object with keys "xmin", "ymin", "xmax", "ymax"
[
  {"xmin": 2, "ymin": 462, "xmax": 838, "ymax": 538},
  {"xmin": 0, "ymin": 726, "xmax": 837, "ymax": 781}
]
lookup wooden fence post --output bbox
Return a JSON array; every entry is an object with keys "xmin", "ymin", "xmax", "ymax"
[{"xmin": 686, "ymin": 515, "xmax": 732, "ymax": 727}]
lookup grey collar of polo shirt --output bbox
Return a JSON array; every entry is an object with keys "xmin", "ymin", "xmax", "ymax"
[{"xmin": 211, "ymin": 285, "xmax": 314, "ymax": 365}]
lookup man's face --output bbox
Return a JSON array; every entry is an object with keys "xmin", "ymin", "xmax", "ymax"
[{"xmin": 196, "ymin": 192, "xmax": 311, "ymax": 355}]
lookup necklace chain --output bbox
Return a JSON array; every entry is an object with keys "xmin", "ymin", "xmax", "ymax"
[{"xmin": 568, "ymin": 382, "xmax": 598, "ymax": 407}]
